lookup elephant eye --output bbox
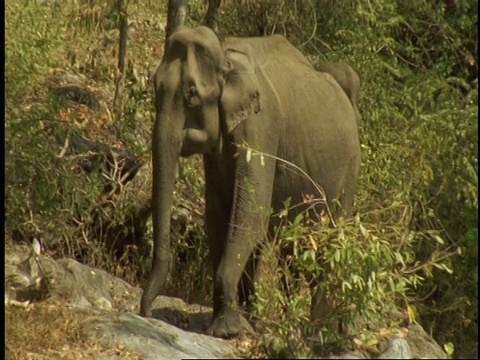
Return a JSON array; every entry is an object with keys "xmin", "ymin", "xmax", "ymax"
[{"xmin": 188, "ymin": 86, "xmax": 197, "ymax": 97}]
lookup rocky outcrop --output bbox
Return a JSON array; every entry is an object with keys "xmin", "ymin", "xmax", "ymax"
[{"xmin": 5, "ymin": 242, "xmax": 447, "ymax": 359}]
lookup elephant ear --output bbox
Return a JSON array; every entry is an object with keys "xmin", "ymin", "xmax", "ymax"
[{"xmin": 220, "ymin": 47, "xmax": 261, "ymax": 134}]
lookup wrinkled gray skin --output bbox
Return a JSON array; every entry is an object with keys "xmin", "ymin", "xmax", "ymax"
[
  {"xmin": 315, "ymin": 61, "xmax": 362, "ymax": 125},
  {"xmin": 140, "ymin": 26, "xmax": 361, "ymax": 339}
]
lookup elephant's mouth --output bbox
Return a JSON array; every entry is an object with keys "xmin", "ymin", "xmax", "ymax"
[{"xmin": 180, "ymin": 128, "xmax": 211, "ymax": 157}]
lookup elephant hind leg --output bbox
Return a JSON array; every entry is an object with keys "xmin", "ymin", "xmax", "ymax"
[
  {"xmin": 310, "ymin": 279, "xmax": 348, "ymax": 335},
  {"xmin": 238, "ymin": 247, "xmax": 261, "ymax": 314}
]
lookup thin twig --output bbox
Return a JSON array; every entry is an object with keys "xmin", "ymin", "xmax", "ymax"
[
  {"xmin": 238, "ymin": 142, "xmax": 337, "ymax": 228},
  {"xmin": 56, "ymin": 132, "xmax": 71, "ymax": 158},
  {"xmin": 298, "ymin": 1, "xmax": 317, "ymax": 49}
]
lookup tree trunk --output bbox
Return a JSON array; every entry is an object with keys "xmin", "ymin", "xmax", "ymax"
[
  {"xmin": 113, "ymin": 0, "xmax": 128, "ymax": 125},
  {"xmin": 164, "ymin": 0, "xmax": 188, "ymax": 54},
  {"xmin": 205, "ymin": 0, "xmax": 221, "ymax": 31}
]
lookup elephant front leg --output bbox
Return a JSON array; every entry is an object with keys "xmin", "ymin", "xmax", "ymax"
[
  {"xmin": 206, "ymin": 156, "xmax": 276, "ymax": 338},
  {"xmin": 208, "ymin": 230, "xmax": 264, "ymax": 338}
]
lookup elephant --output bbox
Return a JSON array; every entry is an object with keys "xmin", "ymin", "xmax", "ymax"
[
  {"xmin": 314, "ymin": 61, "xmax": 362, "ymax": 125},
  {"xmin": 140, "ymin": 25, "xmax": 361, "ymax": 339}
]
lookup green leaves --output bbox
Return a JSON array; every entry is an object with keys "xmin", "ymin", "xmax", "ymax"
[{"xmin": 255, "ymin": 208, "xmax": 437, "ymax": 357}]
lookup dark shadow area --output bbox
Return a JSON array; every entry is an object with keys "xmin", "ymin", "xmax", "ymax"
[
  {"xmin": 150, "ymin": 304, "xmax": 258, "ymax": 337},
  {"xmin": 151, "ymin": 307, "xmax": 213, "ymax": 334}
]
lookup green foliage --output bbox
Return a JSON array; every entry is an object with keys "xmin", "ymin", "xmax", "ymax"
[
  {"xmin": 6, "ymin": 2, "xmax": 64, "ymax": 99},
  {"xmin": 5, "ymin": 0, "xmax": 162, "ymax": 285},
  {"xmin": 254, "ymin": 199, "xmax": 453, "ymax": 357},
  {"xmin": 5, "ymin": 94, "xmax": 106, "ymax": 257}
]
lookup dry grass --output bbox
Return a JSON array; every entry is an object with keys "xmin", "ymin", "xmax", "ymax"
[{"xmin": 5, "ymin": 301, "xmax": 140, "ymax": 360}]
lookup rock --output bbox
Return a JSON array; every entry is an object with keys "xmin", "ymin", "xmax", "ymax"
[
  {"xmin": 370, "ymin": 323, "xmax": 447, "ymax": 359},
  {"xmin": 405, "ymin": 323, "xmax": 447, "ymax": 359},
  {"xmin": 5, "ymin": 240, "xmax": 48, "ymax": 304},
  {"xmin": 5, "ymin": 244, "xmax": 239, "ymax": 358},
  {"xmin": 41, "ymin": 257, "xmax": 141, "ymax": 312},
  {"xmin": 96, "ymin": 356, "xmax": 126, "ymax": 360},
  {"xmin": 94, "ymin": 297, "xmax": 113, "ymax": 311},
  {"xmin": 74, "ymin": 296, "xmax": 94, "ymax": 310},
  {"xmin": 327, "ymin": 350, "xmax": 366, "ymax": 359},
  {"xmin": 379, "ymin": 337, "xmax": 412, "ymax": 359},
  {"xmin": 81, "ymin": 312, "xmax": 237, "ymax": 360}
]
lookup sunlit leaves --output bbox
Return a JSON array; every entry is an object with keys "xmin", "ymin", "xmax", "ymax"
[{"xmin": 254, "ymin": 206, "xmax": 448, "ymax": 357}]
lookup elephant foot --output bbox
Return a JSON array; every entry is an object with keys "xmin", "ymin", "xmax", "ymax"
[
  {"xmin": 139, "ymin": 306, "xmax": 152, "ymax": 318},
  {"xmin": 140, "ymin": 297, "xmax": 153, "ymax": 317},
  {"xmin": 206, "ymin": 308, "xmax": 243, "ymax": 339}
]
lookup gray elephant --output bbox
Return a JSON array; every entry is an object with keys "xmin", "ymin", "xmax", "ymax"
[
  {"xmin": 140, "ymin": 26, "xmax": 361, "ymax": 339},
  {"xmin": 314, "ymin": 61, "xmax": 362, "ymax": 125}
]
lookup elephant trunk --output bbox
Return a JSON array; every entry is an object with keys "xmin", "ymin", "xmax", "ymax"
[{"xmin": 140, "ymin": 104, "xmax": 183, "ymax": 317}]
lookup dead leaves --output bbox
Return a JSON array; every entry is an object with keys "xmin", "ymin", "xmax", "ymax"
[{"xmin": 58, "ymin": 105, "xmax": 109, "ymax": 131}]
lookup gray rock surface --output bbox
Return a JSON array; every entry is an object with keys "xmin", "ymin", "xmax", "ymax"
[
  {"xmin": 379, "ymin": 337, "xmax": 412, "ymax": 359},
  {"xmin": 327, "ymin": 350, "xmax": 367, "ymax": 359},
  {"xmin": 82, "ymin": 312, "xmax": 236, "ymax": 360},
  {"xmin": 405, "ymin": 323, "xmax": 448, "ymax": 359}
]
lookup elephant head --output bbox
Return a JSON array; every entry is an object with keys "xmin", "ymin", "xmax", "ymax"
[{"xmin": 140, "ymin": 26, "xmax": 261, "ymax": 316}]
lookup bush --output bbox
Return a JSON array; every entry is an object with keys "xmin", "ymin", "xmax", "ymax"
[{"xmin": 5, "ymin": 0, "xmax": 163, "ymax": 284}]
